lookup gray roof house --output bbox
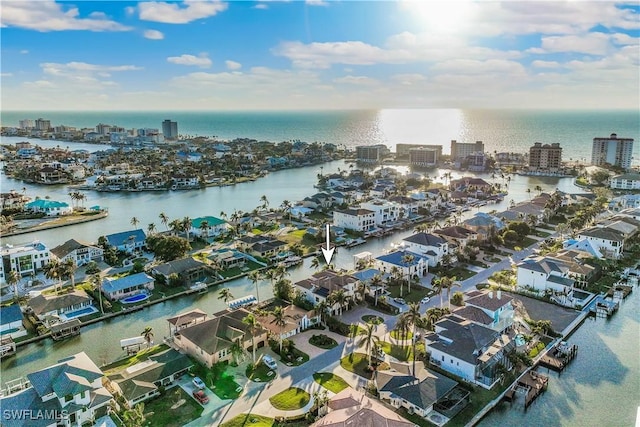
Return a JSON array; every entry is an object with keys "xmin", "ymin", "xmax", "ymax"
[{"xmin": 101, "ymin": 272, "xmax": 155, "ymax": 301}]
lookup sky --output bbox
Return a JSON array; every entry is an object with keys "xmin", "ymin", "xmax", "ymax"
[{"xmin": 1, "ymin": 0, "xmax": 639, "ymax": 110}]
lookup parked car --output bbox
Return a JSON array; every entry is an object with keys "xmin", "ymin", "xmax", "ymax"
[
  {"xmin": 192, "ymin": 390, "xmax": 209, "ymax": 404},
  {"xmin": 192, "ymin": 376, "xmax": 205, "ymax": 389},
  {"xmin": 421, "ymin": 296, "xmax": 430, "ymax": 304},
  {"xmin": 262, "ymin": 355, "xmax": 278, "ymax": 370},
  {"xmin": 394, "ymin": 297, "xmax": 406, "ymax": 305}
]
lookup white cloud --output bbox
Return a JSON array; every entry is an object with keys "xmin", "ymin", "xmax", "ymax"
[
  {"xmin": 125, "ymin": 6, "xmax": 136, "ymax": 16},
  {"xmin": 23, "ymin": 80, "xmax": 56, "ymax": 89},
  {"xmin": 144, "ymin": 29, "xmax": 164, "ymax": 40},
  {"xmin": 225, "ymin": 60, "xmax": 242, "ymax": 70},
  {"xmin": 167, "ymin": 54, "xmax": 212, "ymax": 68},
  {"xmin": 306, "ymin": 0, "xmax": 329, "ymax": 6},
  {"xmin": 20, "ymin": 50, "xmax": 29, "ymax": 54},
  {"xmin": 1, "ymin": 0, "xmax": 130, "ymax": 32},
  {"xmin": 138, "ymin": 0, "xmax": 228, "ymax": 24},
  {"xmin": 333, "ymin": 75, "xmax": 379, "ymax": 85},
  {"xmin": 254, "ymin": 4, "xmax": 269, "ymax": 9},
  {"xmin": 530, "ymin": 32, "xmax": 613, "ymax": 55},
  {"xmin": 1, "ymin": 73, "xmax": 13, "ymax": 77},
  {"xmin": 531, "ymin": 60, "xmax": 561, "ymax": 69},
  {"xmin": 391, "ymin": 73, "xmax": 427, "ymax": 85},
  {"xmin": 431, "ymin": 59, "xmax": 526, "ymax": 76},
  {"xmin": 41, "ymin": 62, "xmax": 142, "ymax": 75}
]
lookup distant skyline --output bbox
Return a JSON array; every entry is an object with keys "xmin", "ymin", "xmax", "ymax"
[{"xmin": 1, "ymin": 0, "xmax": 639, "ymax": 111}]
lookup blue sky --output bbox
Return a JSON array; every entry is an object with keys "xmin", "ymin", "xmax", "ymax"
[{"xmin": 1, "ymin": 0, "xmax": 639, "ymax": 110}]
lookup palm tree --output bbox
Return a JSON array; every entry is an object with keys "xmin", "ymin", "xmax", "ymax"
[
  {"xmin": 370, "ymin": 274, "xmax": 383, "ymax": 306},
  {"xmin": 280, "ymin": 199, "xmax": 292, "ymax": 221},
  {"xmin": 329, "ymin": 289, "xmax": 349, "ymax": 316},
  {"xmin": 147, "ymin": 223, "xmax": 156, "ymax": 235},
  {"xmin": 315, "ymin": 299, "xmax": 329, "ymax": 324},
  {"xmin": 142, "ymin": 326, "xmax": 154, "ymax": 348},
  {"xmin": 357, "ymin": 322, "xmax": 381, "ymax": 365},
  {"xmin": 62, "ymin": 259, "xmax": 77, "ymax": 289},
  {"xmin": 182, "ymin": 216, "xmax": 192, "ymax": 242},
  {"xmin": 230, "ymin": 340, "xmax": 245, "ymax": 365},
  {"xmin": 401, "ymin": 253, "xmax": 415, "ymax": 295},
  {"xmin": 404, "ymin": 302, "xmax": 422, "ymax": 376},
  {"xmin": 260, "ymin": 194, "xmax": 269, "ymax": 211},
  {"xmin": 526, "ymin": 188, "xmax": 532, "ymax": 200},
  {"xmin": 242, "ymin": 313, "xmax": 260, "ymax": 364},
  {"xmin": 169, "ymin": 219, "xmax": 182, "ymax": 236},
  {"xmin": 43, "ymin": 259, "xmax": 64, "ymax": 292},
  {"xmin": 432, "ymin": 276, "xmax": 455, "ymax": 309},
  {"xmin": 198, "ymin": 220, "xmax": 209, "ymax": 239},
  {"xmin": 159, "ymin": 212, "xmax": 169, "ymax": 230},
  {"xmin": 270, "ymin": 306, "xmax": 287, "ymax": 354},
  {"xmin": 248, "ymin": 270, "xmax": 262, "ymax": 304},
  {"xmin": 123, "ymin": 403, "xmax": 146, "ymax": 427},
  {"xmin": 310, "ymin": 257, "xmax": 321, "ymax": 271},
  {"xmin": 393, "ymin": 314, "xmax": 411, "ymax": 346},
  {"xmin": 6, "ymin": 270, "xmax": 20, "ymax": 301},
  {"xmin": 443, "ymin": 276, "xmax": 460, "ymax": 310},
  {"xmin": 356, "ymin": 281, "xmax": 370, "ymax": 305},
  {"xmin": 91, "ymin": 273, "xmax": 104, "ymax": 314},
  {"xmin": 218, "ymin": 288, "xmax": 234, "ymax": 304},
  {"xmin": 131, "ymin": 216, "xmax": 140, "ymax": 229}
]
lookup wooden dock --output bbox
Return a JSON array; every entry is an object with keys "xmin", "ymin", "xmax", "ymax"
[
  {"xmin": 50, "ymin": 319, "xmax": 82, "ymax": 341},
  {"xmin": 503, "ymin": 370, "xmax": 549, "ymax": 410},
  {"xmin": 538, "ymin": 342, "xmax": 578, "ymax": 373},
  {"xmin": 607, "ymin": 284, "xmax": 633, "ymax": 300}
]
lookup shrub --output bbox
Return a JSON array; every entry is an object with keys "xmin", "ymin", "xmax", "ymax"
[{"xmin": 325, "ymin": 316, "xmax": 350, "ymax": 336}]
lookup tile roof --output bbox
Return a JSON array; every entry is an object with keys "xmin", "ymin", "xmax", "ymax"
[
  {"xmin": 166, "ymin": 309, "xmax": 208, "ymax": 326},
  {"xmin": 427, "ymin": 316, "xmax": 498, "ymax": 365},
  {"xmin": 466, "ymin": 291, "xmax": 513, "ymax": 312},
  {"xmin": 0, "ymin": 387, "xmax": 61, "ymax": 427},
  {"xmin": 153, "ymin": 257, "xmax": 209, "ymax": 277},
  {"xmin": 376, "ymin": 250, "xmax": 428, "ymax": 267},
  {"xmin": 27, "ymin": 352, "xmax": 103, "ymax": 398},
  {"xmin": 376, "ymin": 367, "xmax": 458, "ymax": 410},
  {"xmin": 452, "ymin": 306, "xmax": 493, "ymax": 325},
  {"xmin": 578, "ymin": 227, "xmax": 624, "ymax": 242},
  {"xmin": 403, "ymin": 232, "xmax": 447, "ymax": 247},
  {"xmin": 51, "ymin": 239, "xmax": 99, "ymax": 258}
]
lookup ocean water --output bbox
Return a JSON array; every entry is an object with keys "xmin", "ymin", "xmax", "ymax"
[{"xmin": 1, "ymin": 109, "xmax": 638, "ymax": 163}]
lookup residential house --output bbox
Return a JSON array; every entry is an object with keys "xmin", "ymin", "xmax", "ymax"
[
  {"xmin": 609, "ymin": 173, "xmax": 640, "ymax": 190},
  {"xmin": 101, "ymin": 273, "xmax": 155, "ymax": 301},
  {"xmin": 360, "ymin": 199, "xmax": 401, "ymax": 227},
  {"xmin": 151, "ymin": 257, "xmax": 211, "ymax": 285},
  {"xmin": 332, "ymin": 208, "xmax": 376, "ymax": 233},
  {"xmin": 210, "ymin": 250, "xmax": 246, "ymax": 270},
  {"xmin": 376, "ymin": 250, "xmax": 429, "ymax": 279},
  {"xmin": 402, "ymin": 232, "xmax": 449, "ymax": 267},
  {"xmin": 190, "ymin": 216, "xmax": 229, "ymax": 238},
  {"xmin": 106, "ymin": 348, "xmax": 192, "ymax": 408},
  {"xmin": 0, "ymin": 190, "xmax": 31, "ymax": 210},
  {"xmin": 255, "ymin": 302, "xmax": 319, "ymax": 341},
  {"xmin": 51, "ymin": 239, "xmax": 104, "ymax": 266},
  {"xmin": 28, "ymin": 290, "xmax": 95, "ymax": 324},
  {"xmin": 450, "ymin": 177, "xmax": 492, "ymax": 197},
  {"xmin": 166, "ymin": 309, "xmax": 209, "ymax": 335},
  {"xmin": 425, "ymin": 315, "xmax": 512, "ymax": 388},
  {"xmin": 294, "ymin": 270, "xmax": 358, "ymax": 313},
  {"xmin": 376, "ymin": 361, "xmax": 465, "ymax": 419},
  {"xmin": 37, "ymin": 166, "xmax": 67, "ymax": 184},
  {"xmin": 388, "ymin": 195, "xmax": 420, "ymax": 216},
  {"xmin": 171, "ymin": 308, "xmax": 268, "ymax": 368},
  {"xmin": 171, "ymin": 174, "xmax": 199, "ymax": 189},
  {"xmin": 310, "ymin": 388, "xmax": 415, "ymax": 427},
  {"xmin": 576, "ymin": 226, "xmax": 625, "ymax": 259},
  {"xmin": 351, "ymin": 268, "xmax": 389, "ymax": 298},
  {"xmin": 302, "ymin": 193, "xmax": 333, "ymax": 210},
  {"xmin": 462, "ymin": 213, "xmax": 505, "ymax": 242},
  {"xmin": 455, "ymin": 290, "xmax": 514, "ymax": 332},
  {"xmin": 433, "ymin": 226, "xmax": 478, "ymax": 250},
  {"xmin": 0, "ymin": 304, "xmax": 27, "ymax": 339},
  {"xmin": 0, "ymin": 352, "xmax": 114, "ymax": 427},
  {"xmin": 0, "ymin": 241, "xmax": 51, "ymax": 288},
  {"xmin": 516, "ymin": 256, "xmax": 576, "ymax": 295},
  {"xmin": 24, "ymin": 199, "xmax": 72, "ymax": 216},
  {"xmin": 547, "ymin": 249, "xmax": 598, "ymax": 288},
  {"xmin": 104, "ymin": 229, "xmax": 147, "ymax": 254}
]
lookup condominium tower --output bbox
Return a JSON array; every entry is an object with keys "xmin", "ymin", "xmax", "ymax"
[{"xmin": 591, "ymin": 133, "xmax": 634, "ymax": 170}]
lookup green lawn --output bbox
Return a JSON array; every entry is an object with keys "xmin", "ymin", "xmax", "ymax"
[
  {"xmin": 279, "ymin": 347, "xmax": 310, "ymax": 366},
  {"xmin": 340, "ymin": 353, "xmax": 389, "ymax": 379},
  {"xmin": 219, "ymin": 261, "xmax": 263, "ymax": 278},
  {"xmin": 502, "ymin": 236, "xmax": 538, "ymax": 251},
  {"xmin": 102, "ymin": 344, "xmax": 169, "ymax": 374},
  {"xmin": 212, "ymin": 374, "xmax": 242, "ymax": 400},
  {"xmin": 246, "ymin": 363, "xmax": 275, "ymax": 382},
  {"xmin": 387, "ymin": 284, "xmax": 431, "ymax": 303},
  {"xmin": 221, "ymin": 414, "xmax": 274, "ymax": 427},
  {"xmin": 313, "ymin": 372, "xmax": 350, "ymax": 393},
  {"xmin": 269, "ymin": 387, "xmax": 310, "ymax": 411},
  {"xmin": 308, "ymin": 334, "xmax": 338, "ymax": 349},
  {"xmin": 442, "ymin": 266, "xmax": 477, "ymax": 281},
  {"xmin": 144, "ymin": 388, "xmax": 203, "ymax": 427},
  {"xmin": 349, "ymin": 324, "xmax": 366, "ymax": 338},
  {"xmin": 390, "ymin": 329, "xmax": 413, "ymax": 341},
  {"xmin": 362, "ymin": 315, "xmax": 383, "ymax": 324},
  {"xmin": 379, "ymin": 341, "xmax": 412, "ymax": 362}
]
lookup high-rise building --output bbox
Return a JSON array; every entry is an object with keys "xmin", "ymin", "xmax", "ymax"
[
  {"xmin": 396, "ymin": 143, "xmax": 443, "ymax": 159},
  {"xmin": 96, "ymin": 123, "xmax": 112, "ymax": 135},
  {"xmin": 18, "ymin": 119, "xmax": 34, "ymax": 129},
  {"xmin": 409, "ymin": 148, "xmax": 438, "ymax": 167},
  {"xmin": 34, "ymin": 118, "xmax": 51, "ymax": 131},
  {"xmin": 529, "ymin": 142, "xmax": 562, "ymax": 173},
  {"xmin": 162, "ymin": 120, "xmax": 178, "ymax": 139},
  {"xmin": 356, "ymin": 144, "xmax": 389, "ymax": 163},
  {"xmin": 591, "ymin": 133, "xmax": 634, "ymax": 170},
  {"xmin": 450, "ymin": 140, "xmax": 484, "ymax": 160}
]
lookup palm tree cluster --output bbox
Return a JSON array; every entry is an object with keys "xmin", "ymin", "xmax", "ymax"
[{"xmin": 42, "ymin": 258, "xmax": 77, "ymax": 292}]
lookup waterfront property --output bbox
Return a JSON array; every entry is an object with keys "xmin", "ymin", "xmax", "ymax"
[
  {"xmin": 0, "ymin": 352, "xmax": 114, "ymax": 427},
  {"xmin": 105, "ymin": 347, "xmax": 193, "ymax": 408},
  {"xmin": 576, "ymin": 226, "xmax": 625, "ymax": 259},
  {"xmin": 151, "ymin": 257, "xmax": 212, "ymax": 285},
  {"xmin": 50, "ymin": 238, "xmax": 103, "ymax": 266},
  {"xmin": 171, "ymin": 308, "xmax": 268, "ymax": 368},
  {"xmin": 609, "ymin": 173, "xmax": 640, "ymax": 190},
  {"xmin": 294, "ymin": 270, "xmax": 358, "ymax": 313},
  {"xmin": 28, "ymin": 290, "xmax": 94, "ymax": 326},
  {"xmin": 24, "ymin": 199, "xmax": 72, "ymax": 216},
  {"xmin": 454, "ymin": 290, "xmax": 514, "ymax": 333},
  {"xmin": 402, "ymin": 232, "xmax": 449, "ymax": 267},
  {"xmin": 166, "ymin": 309, "xmax": 209, "ymax": 335},
  {"xmin": 104, "ymin": 228, "xmax": 147, "ymax": 254},
  {"xmin": 310, "ymin": 388, "xmax": 415, "ymax": 427},
  {"xmin": 332, "ymin": 208, "xmax": 376, "ymax": 233},
  {"xmin": 376, "ymin": 361, "xmax": 467, "ymax": 421},
  {"xmin": 190, "ymin": 216, "xmax": 229, "ymax": 238},
  {"xmin": 255, "ymin": 301, "xmax": 319, "ymax": 341},
  {"xmin": 0, "ymin": 304, "xmax": 27, "ymax": 339},
  {"xmin": 375, "ymin": 249, "xmax": 429, "ymax": 278},
  {"xmin": 101, "ymin": 272, "xmax": 155, "ymax": 301},
  {"xmin": 425, "ymin": 314, "xmax": 512, "ymax": 389},
  {"xmin": 0, "ymin": 241, "xmax": 51, "ymax": 300}
]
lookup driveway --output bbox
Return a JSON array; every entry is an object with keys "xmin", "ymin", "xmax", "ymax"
[{"xmin": 289, "ymin": 329, "xmax": 346, "ymax": 359}]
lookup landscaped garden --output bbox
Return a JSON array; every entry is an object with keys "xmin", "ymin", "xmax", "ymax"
[
  {"xmin": 387, "ymin": 284, "xmax": 431, "ymax": 303},
  {"xmin": 221, "ymin": 414, "xmax": 275, "ymax": 427},
  {"xmin": 379, "ymin": 341, "xmax": 412, "ymax": 362},
  {"xmin": 246, "ymin": 362, "xmax": 276, "ymax": 382},
  {"xmin": 144, "ymin": 387, "xmax": 203, "ymax": 427},
  {"xmin": 212, "ymin": 372, "xmax": 242, "ymax": 400},
  {"xmin": 313, "ymin": 372, "xmax": 349, "ymax": 393},
  {"xmin": 390, "ymin": 329, "xmax": 413, "ymax": 341},
  {"xmin": 362, "ymin": 314, "xmax": 383, "ymax": 324},
  {"xmin": 340, "ymin": 353, "xmax": 389, "ymax": 379},
  {"xmin": 308, "ymin": 334, "xmax": 338, "ymax": 349},
  {"xmin": 189, "ymin": 360, "xmax": 241, "ymax": 397},
  {"xmin": 269, "ymin": 387, "xmax": 310, "ymax": 411},
  {"xmin": 102, "ymin": 344, "xmax": 169, "ymax": 374}
]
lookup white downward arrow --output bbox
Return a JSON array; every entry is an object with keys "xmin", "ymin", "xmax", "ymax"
[{"xmin": 321, "ymin": 223, "xmax": 335, "ymax": 265}]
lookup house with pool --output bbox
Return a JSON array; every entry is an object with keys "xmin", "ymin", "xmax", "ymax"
[
  {"xmin": 28, "ymin": 289, "xmax": 97, "ymax": 325},
  {"xmin": 104, "ymin": 229, "xmax": 147, "ymax": 254},
  {"xmin": 0, "ymin": 304, "xmax": 27, "ymax": 339},
  {"xmin": 101, "ymin": 273, "xmax": 155, "ymax": 301}
]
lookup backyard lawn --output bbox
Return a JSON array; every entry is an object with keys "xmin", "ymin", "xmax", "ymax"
[
  {"xmin": 221, "ymin": 414, "xmax": 274, "ymax": 427},
  {"xmin": 246, "ymin": 363, "xmax": 275, "ymax": 382},
  {"xmin": 313, "ymin": 372, "xmax": 350, "ymax": 393},
  {"xmin": 340, "ymin": 353, "xmax": 389, "ymax": 379},
  {"xmin": 387, "ymin": 284, "xmax": 431, "ymax": 303},
  {"xmin": 101, "ymin": 344, "xmax": 169, "ymax": 374},
  {"xmin": 362, "ymin": 315, "xmax": 383, "ymax": 324},
  {"xmin": 219, "ymin": 260, "xmax": 263, "ymax": 279},
  {"xmin": 144, "ymin": 388, "xmax": 203, "ymax": 427},
  {"xmin": 390, "ymin": 329, "xmax": 413, "ymax": 341},
  {"xmin": 379, "ymin": 341, "xmax": 412, "ymax": 362},
  {"xmin": 269, "ymin": 387, "xmax": 310, "ymax": 411},
  {"xmin": 212, "ymin": 373, "xmax": 242, "ymax": 400}
]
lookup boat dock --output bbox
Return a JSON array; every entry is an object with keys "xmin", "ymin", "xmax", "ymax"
[
  {"xmin": 538, "ymin": 341, "xmax": 578, "ymax": 373},
  {"xmin": 585, "ymin": 295, "xmax": 619, "ymax": 318},
  {"xmin": 504, "ymin": 370, "xmax": 549, "ymax": 410},
  {"xmin": 50, "ymin": 319, "xmax": 82, "ymax": 341},
  {"xmin": 606, "ymin": 284, "xmax": 633, "ymax": 300},
  {"xmin": 228, "ymin": 294, "xmax": 257, "ymax": 309},
  {"xmin": 0, "ymin": 336, "xmax": 16, "ymax": 358}
]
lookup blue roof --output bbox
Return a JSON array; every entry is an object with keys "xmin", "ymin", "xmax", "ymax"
[
  {"xmin": 25, "ymin": 199, "xmax": 69, "ymax": 209},
  {"xmin": 352, "ymin": 268, "xmax": 388, "ymax": 282},
  {"xmin": 0, "ymin": 305, "xmax": 23, "ymax": 325},
  {"xmin": 376, "ymin": 250, "xmax": 428, "ymax": 267},
  {"xmin": 102, "ymin": 273, "xmax": 154, "ymax": 293},
  {"xmin": 105, "ymin": 229, "xmax": 147, "ymax": 247}
]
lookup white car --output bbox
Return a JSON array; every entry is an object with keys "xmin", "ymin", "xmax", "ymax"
[
  {"xmin": 421, "ymin": 296, "xmax": 430, "ymax": 304},
  {"xmin": 262, "ymin": 355, "xmax": 278, "ymax": 370},
  {"xmin": 192, "ymin": 377, "xmax": 205, "ymax": 389}
]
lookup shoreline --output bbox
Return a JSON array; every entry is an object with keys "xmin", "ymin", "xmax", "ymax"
[{"xmin": 1, "ymin": 211, "xmax": 108, "ymax": 237}]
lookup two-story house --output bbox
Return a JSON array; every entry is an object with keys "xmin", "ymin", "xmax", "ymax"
[
  {"xmin": 375, "ymin": 250, "xmax": 429, "ymax": 279},
  {"xmin": 453, "ymin": 290, "xmax": 514, "ymax": 333},
  {"xmin": 190, "ymin": 216, "xmax": 229, "ymax": 238},
  {"xmin": 516, "ymin": 256, "xmax": 575, "ymax": 295},
  {"xmin": 104, "ymin": 229, "xmax": 147, "ymax": 254},
  {"xmin": 51, "ymin": 239, "xmax": 104, "ymax": 266},
  {"xmin": 576, "ymin": 226, "xmax": 625, "ymax": 259},
  {"xmin": 332, "ymin": 208, "xmax": 376, "ymax": 233},
  {"xmin": 294, "ymin": 270, "xmax": 358, "ymax": 314},
  {"xmin": 402, "ymin": 232, "xmax": 449, "ymax": 267}
]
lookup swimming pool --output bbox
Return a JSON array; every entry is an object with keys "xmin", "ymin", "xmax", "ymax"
[
  {"xmin": 62, "ymin": 306, "xmax": 97, "ymax": 320},
  {"xmin": 514, "ymin": 334, "xmax": 526, "ymax": 347},
  {"xmin": 121, "ymin": 293, "xmax": 149, "ymax": 304}
]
